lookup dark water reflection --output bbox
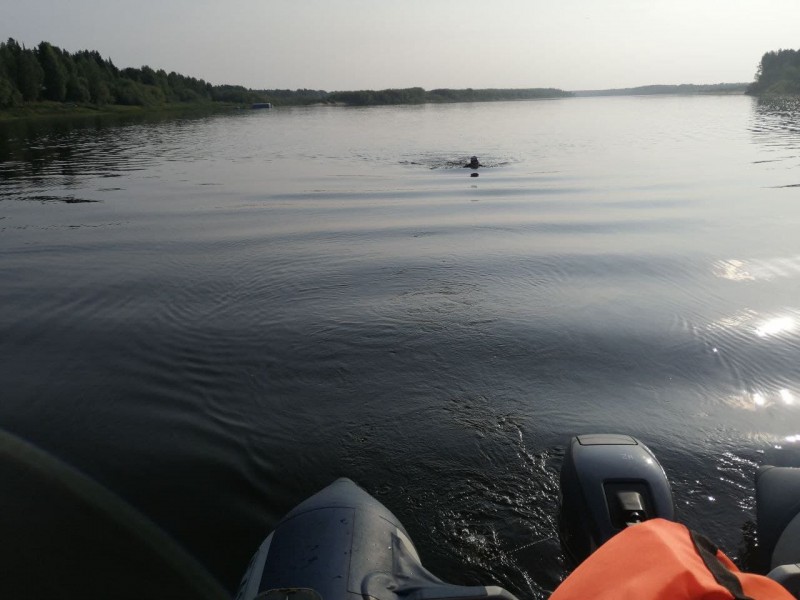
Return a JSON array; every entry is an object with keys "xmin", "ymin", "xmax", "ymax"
[{"xmin": 1, "ymin": 96, "xmax": 800, "ymax": 598}]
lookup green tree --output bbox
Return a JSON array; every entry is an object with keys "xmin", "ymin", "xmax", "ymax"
[
  {"xmin": 748, "ymin": 48, "xmax": 800, "ymax": 95},
  {"xmin": 90, "ymin": 79, "xmax": 112, "ymax": 104},
  {"xmin": 66, "ymin": 75, "xmax": 91, "ymax": 103},
  {"xmin": 74, "ymin": 51, "xmax": 113, "ymax": 104},
  {"xmin": 0, "ymin": 74, "xmax": 22, "ymax": 107},
  {"xmin": 37, "ymin": 41, "xmax": 67, "ymax": 101},
  {"xmin": 16, "ymin": 49, "xmax": 43, "ymax": 101},
  {"xmin": 0, "ymin": 39, "xmax": 20, "ymax": 86}
]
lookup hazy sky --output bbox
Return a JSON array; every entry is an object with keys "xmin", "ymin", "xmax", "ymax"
[{"xmin": 3, "ymin": 0, "xmax": 799, "ymax": 91}]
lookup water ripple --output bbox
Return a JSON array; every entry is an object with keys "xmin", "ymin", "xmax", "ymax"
[{"xmin": 2, "ymin": 97, "xmax": 800, "ymax": 594}]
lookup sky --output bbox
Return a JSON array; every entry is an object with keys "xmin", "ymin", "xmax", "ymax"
[{"xmin": 2, "ymin": 0, "xmax": 799, "ymax": 92}]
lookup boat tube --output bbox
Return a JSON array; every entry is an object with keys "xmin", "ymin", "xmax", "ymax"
[
  {"xmin": 756, "ymin": 466, "xmax": 800, "ymax": 596},
  {"xmin": 235, "ymin": 477, "xmax": 518, "ymax": 600}
]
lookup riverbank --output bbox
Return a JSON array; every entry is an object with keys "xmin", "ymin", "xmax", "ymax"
[
  {"xmin": 0, "ymin": 101, "xmax": 241, "ymax": 122},
  {"xmin": 0, "ymin": 82, "xmax": 773, "ymax": 122},
  {"xmin": 573, "ymin": 83, "xmax": 749, "ymax": 97}
]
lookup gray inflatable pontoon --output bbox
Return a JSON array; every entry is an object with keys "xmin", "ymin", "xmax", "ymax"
[{"xmin": 235, "ymin": 477, "xmax": 518, "ymax": 600}]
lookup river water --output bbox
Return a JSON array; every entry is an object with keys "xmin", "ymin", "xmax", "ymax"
[{"xmin": 1, "ymin": 95, "xmax": 800, "ymax": 598}]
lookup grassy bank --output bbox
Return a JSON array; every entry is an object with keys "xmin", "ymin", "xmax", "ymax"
[{"xmin": 0, "ymin": 101, "xmax": 241, "ymax": 122}]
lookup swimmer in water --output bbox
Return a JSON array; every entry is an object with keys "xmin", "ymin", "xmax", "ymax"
[{"xmin": 464, "ymin": 156, "xmax": 481, "ymax": 169}]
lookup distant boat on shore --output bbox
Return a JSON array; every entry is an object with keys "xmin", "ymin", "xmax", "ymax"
[{"xmin": 251, "ymin": 102, "xmax": 272, "ymax": 109}]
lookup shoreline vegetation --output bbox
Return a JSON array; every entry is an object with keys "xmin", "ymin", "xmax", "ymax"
[
  {"xmin": 573, "ymin": 83, "xmax": 748, "ymax": 97},
  {"xmin": 746, "ymin": 49, "xmax": 800, "ymax": 96},
  {"xmin": 0, "ymin": 39, "xmax": 797, "ymax": 121}
]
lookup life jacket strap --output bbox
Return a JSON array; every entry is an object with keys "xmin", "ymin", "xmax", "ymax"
[{"xmin": 689, "ymin": 529, "xmax": 755, "ymax": 600}]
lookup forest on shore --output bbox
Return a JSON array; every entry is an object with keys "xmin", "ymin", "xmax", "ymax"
[
  {"xmin": 0, "ymin": 38, "xmax": 569, "ymax": 115},
  {"xmin": 746, "ymin": 49, "xmax": 800, "ymax": 96},
  {"xmin": 1, "ymin": 38, "xmax": 798, "ymax": 117},
  {"xmin": 0, "ymin": 38, "xmax": 270, "ymax": 109},
  {"xmin": 574, "ymin": 83, "xmax": 748, "ymax": 97}
]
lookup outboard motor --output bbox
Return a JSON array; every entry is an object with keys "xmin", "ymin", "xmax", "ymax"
[
  {"xmin": 756, "ymin": 466, "xmax": 800, "ymax": 597},
  {"xmin": 559, "ymin": 434, "xmax": 675, "ymax": 567}
]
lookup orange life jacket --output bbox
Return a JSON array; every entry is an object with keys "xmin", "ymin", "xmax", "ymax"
[{"xmin": 549, "ymin": 518, "xmax": 793, "ymax": 600}]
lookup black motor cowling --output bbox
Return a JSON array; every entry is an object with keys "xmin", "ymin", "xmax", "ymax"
[{"xmin": 559, "ymin": 434, "xmax": 675, "ymax": 567}]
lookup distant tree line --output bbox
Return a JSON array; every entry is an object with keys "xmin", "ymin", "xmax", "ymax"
[
  {"xmin": 428, "ymin": 87, "xmax": 572, "ymax": 102},
  {"xmin": 0, "ymin": 38, "xmax": 571, "ymax": 111},
  {"xmin": 212, "ymin": 85, "xmax": 328, "ymax": 106},
  {"xmin": 574, "ymin": 83, "xmax": 748, "ymax": 97},
  {"xmin": 747, "ymin": 49, "xmax": 800, "ymax": 96},
  {"xmin": 327, "ymin": 87, "xmax": 428, "ymax": 106},
  {"xmin": 327, "ymin": 86, "xmax": 572, "ymax": 106}
]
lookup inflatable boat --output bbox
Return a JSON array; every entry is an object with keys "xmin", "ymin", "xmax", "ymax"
[
  {"xmin": 236, "ymin": 434, "xmax": 800, "ymax": 600},
  {"xmin": 0, "ymin": 427, "xmax": 798, "ymax": 598}
]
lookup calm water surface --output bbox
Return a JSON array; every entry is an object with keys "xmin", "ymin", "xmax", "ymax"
[{"xmin": 1, "ymin": 96, "xmax": 800, "ymax": 597}]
